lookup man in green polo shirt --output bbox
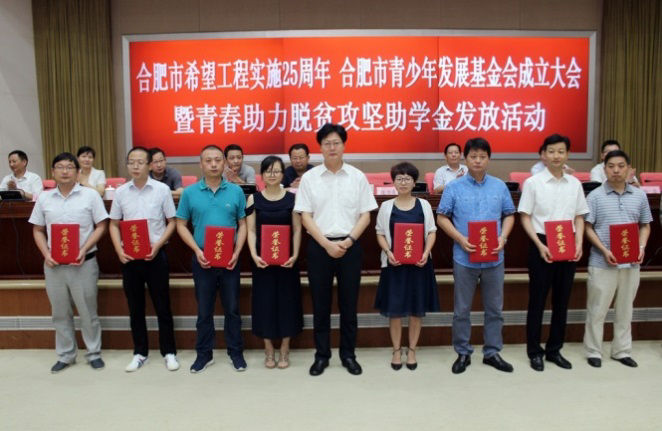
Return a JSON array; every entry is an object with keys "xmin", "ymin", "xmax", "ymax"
[{"xmin": 176, "ymin": 145, "xmax": 247, "ymax": 373}]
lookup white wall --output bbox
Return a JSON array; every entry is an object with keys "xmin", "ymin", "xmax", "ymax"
[{"xmin": 0, "ymin": 0, "xmax": 43, "ymax": 177}]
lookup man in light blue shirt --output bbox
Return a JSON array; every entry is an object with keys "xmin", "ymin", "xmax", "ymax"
[
  {"xmin": 176, "ymin": 145, "xmax": 247, "ymax": 373},
  {"xmin": 437, "ymin": 138, "xmax": 515, "ymax": 374}
]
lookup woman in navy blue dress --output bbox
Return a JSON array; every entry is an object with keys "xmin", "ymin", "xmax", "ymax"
[
  {"xmin": 374, "ymin": 162, "xmax": 440, "ymax": 370},
  {"xmin": 246, "ymin": 156, "xmax": 303, "ymax": 369}
]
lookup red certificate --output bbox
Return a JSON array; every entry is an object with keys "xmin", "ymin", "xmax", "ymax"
[
  {"xmin": 260, "ymin": 225, "xmax": 291, "ymax": 266},
  {"xmin": 393, "ymin": 223, "xmax": 424, "ymax": 264},
  {"xmin": 51, "ymin": 223, "xmax": 79, "ymax": 264},
  {"xmin": 468, "ymin": 220, "xmax": 499, "ymax": 263},
  {"xmin": 204, "ymin": 226, "xmax": 235, "ymax": 268},
  {"xmin": 120, "ymin": 219, "xmax": 151, "ymax": 260},
  {"xmin": 609, "ymin": 223, "xmax": 640, "ymax": 264},
  {"xmin": 544, "ymin": 220, "xmax": 576, "ymax": 261}
]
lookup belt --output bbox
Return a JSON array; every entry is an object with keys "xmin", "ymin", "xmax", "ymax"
[
  {"xmin": 84, "ymin": 252, "xmax": 96, "ymax": 262},
  {"xmin": 326, "ymin": 236, "xmax": 348, "ymax": 241}
]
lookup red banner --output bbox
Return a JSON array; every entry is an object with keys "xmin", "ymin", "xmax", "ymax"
[{"xmin": 128, "ymin": 34, "xmax": 591, "ymax": 157}]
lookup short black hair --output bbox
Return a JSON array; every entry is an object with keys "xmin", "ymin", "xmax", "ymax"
[
  {"xmin": 224, "ymin": 144, "xmax": 244, "ymax": 158},
  {"xmin": 76, "ymin": 146, "xmax": 96, "ymax": 158},
  {"xmin": 260, "ymin": 155, "xmax": 285, "ymax": 175},
  {"xmin": 390, "ymin": 162, "xmax": 419, "ymax": 182},
  {"xmin": 463, "ymin": 138, "xmax": 491, "ymax": 158},
  {"xmin": 52, "ymin": 152, "xmax": 80, "ymax": 170},
  {"xmin": 316, "ymin": 123, "xmax": 347, "ymax": 144},
  {"xmin": 538, "ymin": 144, "xmax": 545, "ymax": 155},
  {"xmin": 8, "ymin": 150, "xmax": 28, "ymax": 162},
  {"xmin": 149, "ymin": 147, "xmax": 166, "ymax": 158},
  {"xmin": 604, "ymin": 149, "xmax": 630, "ymax": 165},
  {"xmin": 541, "ymin": 134, "xmax": 570, "ymax": 152},
  {"xmin": 601, "ymin": 140, "xmax": 621, "ymax": 152},
  {"xmin": 127, "ymin": 146, "xmax": 152, "ymax": 164},
  {"xmin": 288, "ymin": 143, "xmax": 310, "ymax": 156},
  {"xmin": 443, "ymin": 143, "xmax": 461, "ymax": 155},
  {"xmin": 200, "ymin": 145, "xmax": 223, "ymax": 156}
]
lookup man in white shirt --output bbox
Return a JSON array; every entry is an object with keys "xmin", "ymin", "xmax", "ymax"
[
  {"xmin": 0, "ymin": 150, "xmax": 43, "ymax": 200},
  {"xmin": 109, "ymin": 146, "xmax": 179, "ymax": 373},
  {"xmin": 519, "ymin": 134, "xmax": 589, "ymax": 372},
  {"xmin": 29, "ymin": 152, "xmax": 108, "ymax": 373},
  {"xmin": 590, "ymin": 140, "xmax": 639, "ymax": 186},
  {"xmin": 295, "ymin": 123, "xmax": 378, "ymax": 376},
  {"xmin": 531, "ymin": 145, "xmax": 574, "ymax": 175},
  {"xmin": 432, "ymin": 143, "xmax": 467, "ymax": 193}
]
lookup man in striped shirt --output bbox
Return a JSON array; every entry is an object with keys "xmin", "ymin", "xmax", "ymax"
[{"xmin": 583, "ymin": 150, "xmax": 652, "ymax": 368}]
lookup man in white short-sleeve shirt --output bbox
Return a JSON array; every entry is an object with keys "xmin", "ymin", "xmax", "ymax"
[
  {"xmin": 518, "ymin": 134, "xmax": 589, "ymax": 372},
  {"xmin": 432, "ymin": 143, "xmax": 467, "ymax": 193},
  {"xmin": 295, "ymin": 123, "xmax": 377, "ymax": 376},
  {"xmin": 29, "ymin": 152, "xmax": 108, "ymax": 373},
  {"xmin": 0, "ymin": 150, "xmax": 43, "ymax": 200},
  {"xmin": 109, "ymin": 146, "xmax": 179, "ymax": 373},
  {"xmin": 590, "ymin": 140, "xmax": 639, "ymax": 186}
]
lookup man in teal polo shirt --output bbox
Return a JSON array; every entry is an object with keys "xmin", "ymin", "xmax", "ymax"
[{"xmin": 176, "ymin": 145, "xmax": 247, "ymax": 373}]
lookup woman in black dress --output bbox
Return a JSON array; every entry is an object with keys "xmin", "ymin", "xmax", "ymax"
[
  {"xmin": 374, "ymin": 162, "xmax": 440, "ymax": 370},
  {"xmin": 246, "ymin": 156, "xmax": 303, "ymax": 369}
]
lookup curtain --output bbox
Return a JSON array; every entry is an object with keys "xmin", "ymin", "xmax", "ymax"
[
  {"xmin": 600, "ymin": 0, "xmax": 661, "ymax": 172},
  {"xmin": 32, "ymin": 0, "xmax": 116, "ymax": 176}
]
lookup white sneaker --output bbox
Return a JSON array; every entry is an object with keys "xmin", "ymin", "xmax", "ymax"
[
  {"xmin": 165, "ymin": 353, "xmax": 180, "ymax": 371},
  {"xmin": 125, "ymin": 354, "xmax": 148, "ymax": 372}
]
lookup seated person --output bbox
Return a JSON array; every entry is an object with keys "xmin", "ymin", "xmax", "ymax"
[
  {"xmin": 531, "ymin": 144, "xmax": 574, "ymax": 175},
  {"xmin": 77, "ymin": 146, "xmax": 106, "ymax": 196},
  {"xmin": 283, "ymin": 143, "xmax": 314, "ymax": 189},
  {"xmin": 433, "ymin": 143, "xmax": 467, "ymax": 193},
  {"xmin": 223, "ymin": 144, "xmax": 256, "ymax": 184},
  {"xmin": 0, "ymin": 150, "xmax": 43, "ymax": 200},
  {"xmin": 149, "ymin": 147, "xmax": 184, "ymax": 197},
  {"xmin": 590, "ymin": 140, "xmax": 639, "ymax": 186}
]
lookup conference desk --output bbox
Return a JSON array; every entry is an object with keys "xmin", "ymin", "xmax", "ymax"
[{"xmin": 0, "ymin": 193, "xmax": 660, "ymax": 349}]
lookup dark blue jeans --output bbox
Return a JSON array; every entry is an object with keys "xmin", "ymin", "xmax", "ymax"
[{"xmin": 191, "ymin": 258, "xmax": 243, "ymax": 359}]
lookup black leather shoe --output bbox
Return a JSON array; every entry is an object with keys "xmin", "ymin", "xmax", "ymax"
[
  {"xmin": 546, "ymin": 353, "xmax": 572, "ymax": 369},
  {"xmin": 482, "ymin": 353, "xmax": 514, "ymax": 372},
  {"xmin": 309, "ymin": 359, "xmax": 329, "ymax": 376},
  {"xmin": 587, "ymin": 357, "xmax": 602, "ymax": 368},
  {"xmin": 391, "ymin": 348, "xmax": 402, "ymax": 371},
  {"xmin": 530, "ymin": 355, "xmax": 544, "ymax": 371},
  {"xmin": 405, "ymin": 347, "xmax": 417, "ymax": 370},
  {"xmin": 612, "ymin": 356, "xmax": 638, "ymax": 368},
  {"xmin": 451, "ymin": 354, "xmax": 471, "ymax": 374},
  {"xmin": 50, "ymin": 360, "xmax": 73, "ymax": 374},
  {"xmin": 341, "ymin": 358, "xmax": 363, "ymax": 375}
]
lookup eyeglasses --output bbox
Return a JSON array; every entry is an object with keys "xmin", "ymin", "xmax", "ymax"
[
  {"xmin": 394, "ymin": 177, "xmax": 414, "ymax": 184},
  {"xmin": 264, "ymin": 170, "xmax": 283, "ymax": 176},
  {"xmin": 127, "ymin": 160, "xmax": 148, "ymax": 166},
  {"xmin": 290, "ymin": 156, "xmax": 308, "ymax": 161},
  {"xmin": 151, "ymin": 159, "xmax": 166, "ymax": 164},
  {"xmin": 321, "ymin": 141, "xmax": 343, "ymax": 148},
  {"xmin": 53, "ymin": 165, "xmax": 77, "ymax": 172}
]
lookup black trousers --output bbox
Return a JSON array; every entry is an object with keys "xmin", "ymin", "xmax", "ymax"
[
  {"xmin": 526, "ymin": 235, "xmax": 577, "ymax": 358},
  {"xmin": 307, "ymin": 238, "xmax": 362, "ymax": 361},
  {"xmin": 122, "ymin": 249, "xmax": 176, "ymax": 357}
]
